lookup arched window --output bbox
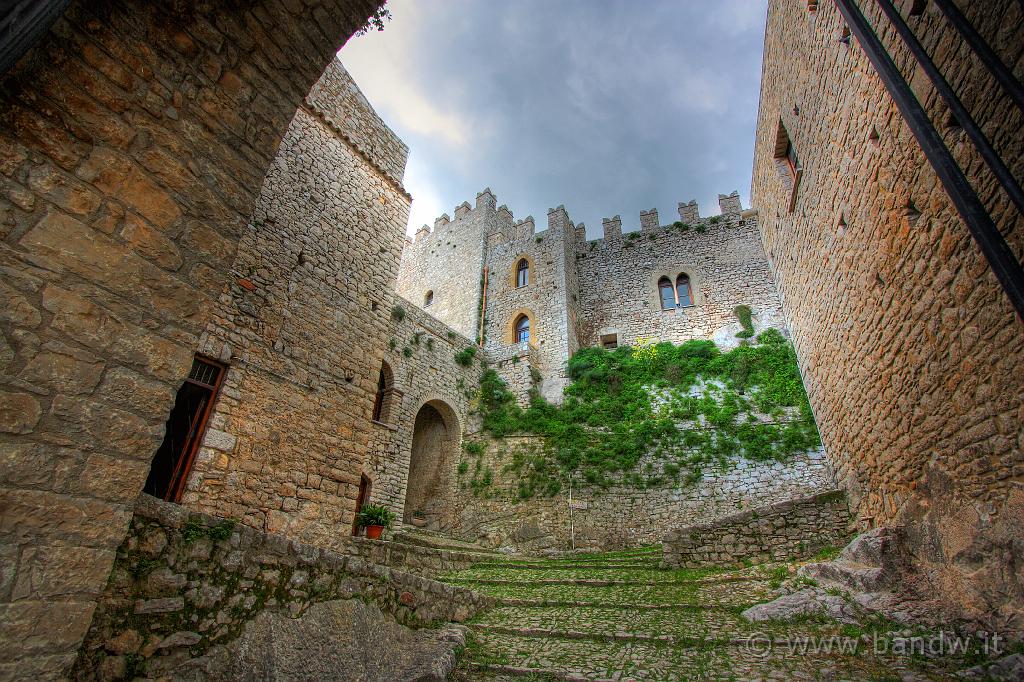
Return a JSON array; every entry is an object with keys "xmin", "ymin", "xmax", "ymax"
[
  {"xmin": 371, "ymin": 361, "xmax": 393, "ymax": 422},
  {"xmin": 424, "ymin": 290, "xmax": 433, "ymax": 307},
  {"xmin": 658, "ymin": 277, "xmax": 675, "ymax": 310},
  {"xmin": 676, "ymin": 273, "xmax": 693, "ymax": 307},
  {"xmin": 514, "ymin": 314, "xmax": 530, "ymax": 343},
  {"xmin": 515, "ymin": 258, "xmax": 529, "ymax": 288}
]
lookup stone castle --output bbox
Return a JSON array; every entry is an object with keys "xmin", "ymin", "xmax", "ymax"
[
  {"xmin": 396, "ymin": 185, "xmax": 787, "ymax": 405},
  {"xmin": 0, "ymin": 0, "xmax": 1020, "ymax": 679}
]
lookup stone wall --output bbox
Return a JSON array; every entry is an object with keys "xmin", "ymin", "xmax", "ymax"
[
  {"xmin": 73, "ymin": 495, "xmax": 492, "ymax": 679},
  {"xmin": 395, "ymin": 191, "xmax": 492, "ymax": 341},
  {"xmin": 183, "ymin": 59, "xmax": 411, "ymax": 550},
  {"xmin": 444, "ymin": 435, "xmax": 836, "ymax": 554},
  {"xmin": 0, "ymin": 1, "xmax": 381, "ymax": 676},
  {"xmin": 481, "ymin": 206, "xmax": 582, "ymax": 404},
  {"xmin": 751, "ymin": 0, "xmax": 1023, "ymax": 630},
  {"xmin": 366, "ymin": 297, "xmax": 481, "ymax": 526},
  {"xmin": 663, "ymin": 490, "xmax": 852, "ymax": 568},
  {"xmin": 574, "ymin": 201, "xmax": 787, "ymax": 351}
]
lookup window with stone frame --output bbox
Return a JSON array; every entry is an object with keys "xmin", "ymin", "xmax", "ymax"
[
  {"xmin": 371, "ymin": 361, "xmax": 394, "ymax": 423},
  {"xmin": 773, "ymin": 119, "xmax": 802, "ymax": 212},
  {"xmin": 658, "ymin": 276, "xmax": 676, "ymax": 310},
  {"xmin": 514, "ymin": 314, "xmax": 530, "ymax": 343},
  {"xmin": 676, "ymin": 273, "xmax": 694, "ymax": 307},
  {"xmin": 515, "ymin": 258, "xmax": 529, "ymax": 288},
  {"xmin": 143, "ymin": 356, "xmax": 225, "ymax": 503},
  {"xmin": 600, "ymin": 333, "xmax": 618, "ymax": 349}
]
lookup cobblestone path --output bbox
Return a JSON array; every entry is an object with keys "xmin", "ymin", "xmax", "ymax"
[{"xmin": 439, "ymin": 546, "xmax": 979, "ymax": 681}]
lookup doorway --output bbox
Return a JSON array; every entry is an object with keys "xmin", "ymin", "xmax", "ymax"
[{"xmin": 403, "ymin": 400, "xmax": 458, "ymax": 525}]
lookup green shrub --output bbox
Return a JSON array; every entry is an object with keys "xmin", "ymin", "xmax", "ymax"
[
  {"xmin": 391, "ymin": 305, "xmax": 406, "ymax": 322},
  {"xmin": 473, "ymin": 332, "xmax": 820, "ymax": 494},
  {"xmin": 734, "ymin": 305, "xmax": 755, "ymax": 339},
  {"xmin": 402, "ymin": 346, "xmax": 413, "ymax": 358},
  {"xmin": 464, "ymin": 440, "xmax": 485, "ymax": 456},
  {"xmin": 454, "ymin": 346, "xmax": 477, "ymax": 367},
  {"xmin": 356, "ymin": 504, "xmax": 396, "ymax": 529}
]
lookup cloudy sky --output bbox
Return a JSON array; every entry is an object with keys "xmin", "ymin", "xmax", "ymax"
[{"xmin": 340, "ymin": 0, "xmax": 767, "ymax": 238}]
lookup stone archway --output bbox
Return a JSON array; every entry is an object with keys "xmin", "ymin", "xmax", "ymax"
[{"xmin": 403, "ymin": 400, "xmax": 459, "ymax": 526}]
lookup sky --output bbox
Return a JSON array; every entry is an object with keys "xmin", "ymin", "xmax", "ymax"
[{"xmin": 339, "ymin": 0, "xmax": 768, "ymax": 238}]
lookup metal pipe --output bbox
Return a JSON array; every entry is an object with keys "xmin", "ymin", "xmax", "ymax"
[
  {"xmin": 875, "ymin": 0, "xmax": 1024, "ymax": 218},
  {"xmin": 833, "ymin": 0, "xmax": 1024, "ymax": 320},
  {"xmin": 931, "ymin": 0, "xmax": 1024, "ymax": 113}
]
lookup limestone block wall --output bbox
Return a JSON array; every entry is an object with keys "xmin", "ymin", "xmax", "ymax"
[
  {"xmin": 751, "ymin": 0, "xmax": 1023, "ymax": 630},
  {"xmin": 366, "ymin": 297, "xmax": 481, "ymax": 525},
  {"xmin": 445, "ymin": 436, "xmax": 836, "ymax": 553},
  {"xmin": 73, "ymin": 495, "xmax": 492, "ymax": 679},
  {"xmin": 183, "ymin": 60, "xmax": 412, "ymax": 550},
  {"xmin": 395, "ymin": 190, "xmax": 493, "ymax": 340},
  {"xmin": 663, "ymin": 490, "xmax": 852, "ymax": 568},
  {"xmin": 305, "ymin": 57, "xmax": 408, "ymax": 186},
  {"xmin": 574, "ymin": 205, "xmax": 788, "ymax": 351},
  {"xmin": 0, "ymin": 1, "xmax": 381, "ymax": 676},
  {"xmin": 482, "ymin": 205, "xmax": 581, "ymax": 402}
]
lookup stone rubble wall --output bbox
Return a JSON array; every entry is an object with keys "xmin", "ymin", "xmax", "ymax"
[
  {"xmin": 0, "ymin": 1, "xmax": 382, "ymax": 676},
  {"xmin": 662, "ymin": 490, "xmax": 852, "ymax": 568},
  {"xmin": 183, "ymin": 60, "xmax": 411, "ymax": 550},
  {"xmin": 444, "ymin": 435, "xmax": 837, "ymax": 553},
  {"xmin": 395, "ymin": 191, "xmax": 492, "ymax": 341},
  {"xmin": 305, "ymin": 57, "xmax": 409, "ymax": 186},
  {"xmin": 751, "ymin": 0, "xmax": 1023, "ymax": 629},
  {"xmin": 574, "ymin": 210, "xmax": 788, "ymax": 351},
  {"xmin": 366, "ymin": 296, "xmax": 481, "ymax": 525},
  {"xmin": 73, "ymin": 495, "xmax": 492, "ymax": 679}
]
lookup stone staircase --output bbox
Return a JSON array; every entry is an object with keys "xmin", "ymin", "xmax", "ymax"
[{"xmin": 436, "ymin": 546, "xmax": 980, "ymax": 680}]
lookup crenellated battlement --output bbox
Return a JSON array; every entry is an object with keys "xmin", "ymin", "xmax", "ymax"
[
  {"xmin": 578, "ymin": 191, "xmax": 748, "ymax": 251},
  {"xmin": 409, "ymin": 189, "xmax": 745, "ymax": 250}
]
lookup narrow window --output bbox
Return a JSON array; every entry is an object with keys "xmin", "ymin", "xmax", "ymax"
[
  {"xmin": 600, "ymin": 333, "xmax": 618, "ymax": 349},
  {"xmin": 676, "ymin": 274, "xmax": 694, "ymax": 307},
  {"xmin": 773, "ymin": 119, "xmax": 802, "ymax": 212},
  {"xmin": 371, "ymin": 361, "xmax": 393, "ymax": 422},
  {"xmin": 514, "ymin": 315, "xmax": 530, "ymax": 343},
  {"xmin": 424, "ymin": 290, "xmax": 433, "ymax": 307},
  {"xmin": 658, "ymin": 276, "xmax": 676, "ymax": 310},
  {"xmin": 144, "ymin": 356, "xmax": 225, "ymax": 503},
  {"xmin": 515, "ymin": 258, "xmax": 529, "ymax": 288}
]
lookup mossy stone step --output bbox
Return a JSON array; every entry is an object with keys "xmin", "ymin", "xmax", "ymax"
[
  {"xmin": 467, "ymin": 562, "xmax": 659, "ymax": 570},
  {"xmin": 461, "ymin": 579, "xmax": 776, "ymax": 609},
  {"xmin": 392, "ymin": 530, "xmax": 507, "ymax": 556},
  {"xmin": 471, "ymin": 606, "xmax": 859, "ymax": 643},
  {"xmin": 466, "ymin": 629, "xmax": 947, "ymax": 681}
]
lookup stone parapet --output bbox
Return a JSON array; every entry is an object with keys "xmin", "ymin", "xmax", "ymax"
[
  {"xmin": 73, "ymin": 495, "xmax": 493, "ymax": 678},
  {"xmin": 662, "ymin": 490, "xmax": 852, "ymax": 568}
]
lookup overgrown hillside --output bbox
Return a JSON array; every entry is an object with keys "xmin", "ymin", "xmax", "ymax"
[{"xmin": 464, "ymin": 330, "xmax": 821, "ymax": 498}]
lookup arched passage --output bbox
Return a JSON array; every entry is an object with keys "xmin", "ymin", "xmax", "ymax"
[{"xmin": 404, "ymin": 400, "xmax": 460, "ymax": 525}]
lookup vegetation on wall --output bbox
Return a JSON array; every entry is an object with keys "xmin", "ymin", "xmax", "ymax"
[
  {"xmin": 734, "ymin": 305, "xmax": 755, "ymax": 339},
  {"xmin": 454, "ymin": 345, "xmax": 478, "ymax": 367},
  {"xmin": 472, "ymin": 330, "xmax": 820, "ymax": 496}
]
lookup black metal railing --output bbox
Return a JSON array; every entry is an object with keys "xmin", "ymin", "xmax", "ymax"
[{"xmin": 832, "ymin": 0, "xmax": 1024, "ymax": 320}]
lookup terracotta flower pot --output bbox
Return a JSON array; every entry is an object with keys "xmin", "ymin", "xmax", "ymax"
[{"xmin": 365, "ymin": 525, "xmax": 384, "ymax": 540}]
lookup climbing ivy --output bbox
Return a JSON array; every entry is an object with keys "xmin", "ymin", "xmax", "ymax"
[{"xmin": 475, "ymin": 330, "xmax": 820, "ymax": 495}]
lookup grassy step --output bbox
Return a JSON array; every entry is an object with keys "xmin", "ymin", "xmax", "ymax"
[
  {"xmin": 461, "ymin": 579, "xmax": 776, "ymax": 608},
  {"xmin": 442, "ymin": 573, "xmax": 762, "ymax": 587},
  {"xmin": 466, "ymin": 629, "xmax": 950, "ymax": 681},
  {"xmin": 467, "ymin": 562, "xmax": 659, "ymax": 570},
  {"xmin": 470, "ymin": 606, "xmax": 861, "ymax": 643},
  {"xmin": 392, "ymin": 531, "xmax": 507, "ymax": 555}
]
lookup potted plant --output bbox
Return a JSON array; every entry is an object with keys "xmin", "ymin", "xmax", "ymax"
[{"xmin": 356, "ymin": 504, "xmax": 395, "ymax": 540}]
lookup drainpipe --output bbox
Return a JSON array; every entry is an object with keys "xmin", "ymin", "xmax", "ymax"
[{"xmin": 478, "ymin": 266, "xmax": 488, "ymax": 347}]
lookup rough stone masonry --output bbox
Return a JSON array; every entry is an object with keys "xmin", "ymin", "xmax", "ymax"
[{"xmin": 752, "ymin": 0, "xmax": 1023, "ymax": 635}]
